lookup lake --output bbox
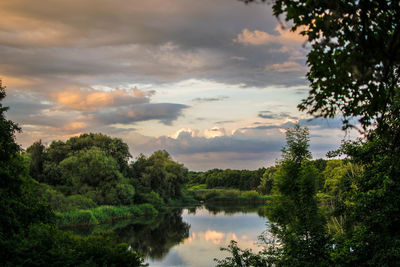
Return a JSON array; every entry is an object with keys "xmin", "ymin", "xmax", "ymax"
[{"xmin": 70, "ymin": 205, "xmax": 269, "ymax": 267}]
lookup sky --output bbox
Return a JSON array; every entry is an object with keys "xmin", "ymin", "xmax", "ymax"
[{"xmin": 0, "ymin": 0, "xmax": 353, "ymax": 170}]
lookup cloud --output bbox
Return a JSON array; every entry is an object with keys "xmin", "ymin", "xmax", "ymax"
[
  {"xmin": 265, "ymin": 61, "xmax": 307, "ymax": 73},
  {"xmin": 4, "ymin": 86, "xmax": 188, "ymax": 138},
  {"xmin": 192, "ymin": 96, "xmax": 229, "ymax": 103},
  {"xmin": 52, "ymin": 87, "xmax": 150, "ymax": 111},
  {"xmin": 258, "ymin": 110, "xmax": 298, "ymax": 120},
  {"xmin": 234, "ymin": 26, "xmax": 306, "ymax": 46},
  {"xmin": 0, "ymin": 0, "xmax": 309, "ymax": 88},
  {"xmin": 93, "ymin": 103, "xmax": 189, "ymax": 125}
]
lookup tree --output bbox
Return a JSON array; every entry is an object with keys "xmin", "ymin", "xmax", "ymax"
[
  {"xmin": 216, "ymin": 125, "xmax": 331, "ymax": 266},
  {"xmin": 244, "ymin": 0, "xmax": 400, "ymax": 133},
  {"xmin": 269, "ymin": 125, "xmax": 331, "ymax": 265},
  {"xmin": 26, "ymin": 140, "xmax": 46, "ymax": 181},
  {"xmin": 0, "ymin": 84, "xmax": 52, "ymax": 242},
  {"xmin": 66, "ymin": 133, "xmax": 131, "ymax": 173},
  {"xmin": 0, "ymin": 85, "xmax": 145, "ymax": 266},
  {"xmin": 240, "ymin": 0, "xmax": 400, "ymax": 264},
  {"xmin": 257, "ymin": 166, "xmax": 277, "ymax": 195},
  {"xmin": 130, "ymin": 150, "xmax": 187, "ymax": 201}
]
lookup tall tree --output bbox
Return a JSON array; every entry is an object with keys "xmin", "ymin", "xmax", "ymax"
[
  {"xmin": 241, "ymin": 0, "xmax": 400, "ymax": 264},
  {"xmin": 267, "ymin": 125, "xmax": 330, "ymax": 265},
  {"xmin": 216, "ymin": 126, "xmax": 331, "ymax": 266},
  {"xmin": 0, "ymin": 84, "xmax": 53, "ymax": 259}
]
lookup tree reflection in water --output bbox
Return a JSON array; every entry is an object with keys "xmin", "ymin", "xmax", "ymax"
[{"xmin": 115, "ymin": 209, "xmax": 190, "ymax": 259}]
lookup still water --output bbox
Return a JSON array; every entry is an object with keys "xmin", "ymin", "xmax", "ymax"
[
  {"xmin": 70, "ymin": 205, "xmax": 269, "ymax": 267},
  {"xmin": 147, "ymin": 205, "xmax": 268, "ymax": 267}
]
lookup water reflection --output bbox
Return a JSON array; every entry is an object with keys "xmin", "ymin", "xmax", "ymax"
[
  {"xmin": 116, "ymin": 209, "xmax": 190, "ymax": 260},
  {"xmin": 149, "ymin": 205, "xmax": 268, "ymax": 267},
  {"xmin": 66, "ymin": 205, "xmax": 268, "ymax": 267}
]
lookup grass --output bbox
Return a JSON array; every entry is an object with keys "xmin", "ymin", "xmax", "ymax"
[
  {"xmin": 187, "ymin": 187, "xmax": 275, "ymax": 204},
  {"xmin": 56, "ymin": 203, "xmax": 158, "ymax": 226}
]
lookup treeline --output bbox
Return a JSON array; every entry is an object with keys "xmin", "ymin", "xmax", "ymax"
[
  {"xmin": 187, "ymin": 158, "xmax": 329, "ymax": 196},
  {"xmin": 25, "ymin": 134, "xmax": 187, "ymax": 214},
  {"xmin": 188, "ymin": 168, "xmax": 265, "ymax": 190}
]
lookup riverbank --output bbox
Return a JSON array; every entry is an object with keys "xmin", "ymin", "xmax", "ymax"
[
  {"xmin": 56, "ymin": 203, "xmax": 158, "ymax": 227},
  {"xmin": 56, "ymin": 188, "xmax": 275, "ymax": 227},
  {"xmin": 185, "ymin": 186, "xmax": 275, "ymax": 204}
]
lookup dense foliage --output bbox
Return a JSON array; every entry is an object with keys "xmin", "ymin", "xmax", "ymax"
[
  {"xmin": 219, "ymin": 0, "xmax": 400, "ymax": 265},
  {"xmin": 25, "ymin": 133, "xmax": 188, "ymax": 210},
  {"xmin": 188, "ymin": 168, "xmax": 266, "ymax": 190},
  {"xmin": 129, "ymin": 150, "xmax": 188, "ymax": 202},
  {"xmin": 216, "ymin": 126, "xmax": 331, "ymax": 266},
  {"xmin": 0, "ymin": 86, "xmax": 146, "ymax": 266}
]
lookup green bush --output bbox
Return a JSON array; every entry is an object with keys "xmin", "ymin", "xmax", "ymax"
[
  {"xmin": 67, "ymin": 194, "xmax": 97, "ymax": 210},
  {"xmin": 8, "ymin": 223, "xmax": 146, "ymax": 266},
  {"xmin": 223, "ymin": 189, "xmax": 240, "ymax": 198},
  {"xmin": 58, "ymin": 210, "xmax": 98, "ymax": 225},
  {"xmin": 188, "ymin": 184, "xmax": 207, "ymax": 190},
  {"xmin": 57, "ymin": 204, "xmax": 158, "ymax": 226},
  {"xmin": 204, "ymin": 190, "xmax": 219, "ymax": 200},
  {"xmin": 115, "ymin": 183, "xmax": 135, "ymax": 205},
  {"xmin": 137, "ymin": 191, "xmax": 165, "ymax": 209},
  {"xmin": 241, "ymin": 190, "xmax": 260, "ymax": 200},
  {"xmin": 136, "ymin": 203, "xmax": 158, "ymax": 215}
]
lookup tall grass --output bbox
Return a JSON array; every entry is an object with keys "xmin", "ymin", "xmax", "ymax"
[{"xmin": 57, "ymin": 203, "xmax": 158, "ymax": 226}]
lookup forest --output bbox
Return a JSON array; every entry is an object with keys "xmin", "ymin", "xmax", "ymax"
[{"xmin": 1, "ymin": 0, "xmax": 399, "ymax": 266}]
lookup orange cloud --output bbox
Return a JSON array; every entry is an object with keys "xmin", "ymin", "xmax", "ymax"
[
  {"xmin": 0, "ymin": 75, "xmax": 38, "ymax": 87},
  {"xmin": 265, "ymin": 61, "xmax": 307, "ymax": 73},
  {"xmin": 204, "ymin": 230, "xmax": 225, "ymax": 244},
  {"xmin": 53, "ymin": 87, "xmax": 148, "ymax": 111},
  {"xmin": 234, "ymin": 25, "xmax": 306, "ymax": 46},
  {"xmin": 63, "ymin": 122, "xmax": 87, "ymax": 132}
]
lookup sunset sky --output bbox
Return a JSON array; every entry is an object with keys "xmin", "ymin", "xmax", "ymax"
[{"xmin": 0, "ymin": 0, "xmax": 351, "ymax": 170}]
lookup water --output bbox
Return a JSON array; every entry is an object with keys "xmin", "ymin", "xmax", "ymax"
[
  {"xmin": 68, "ymin": 205, "xmax": 269, "ymax": 267},
  {"xmin": 147, "ymin": 205, "xmax": 268, "ymax": 267}
]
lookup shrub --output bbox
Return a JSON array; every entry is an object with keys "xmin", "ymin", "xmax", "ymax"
[
  {"xmin": 223, "ymin": 189, "xmax": 240, "ymax": 198},
  {"xmin": 204, "ymin": 190, "xmax": 219, "ymax": 200},
  {"xmin": 241, "ymin": 190, "xmax": 260, "ymax": 200},
  {"xmin": 59, "ymin": 210, "xmax": 97, "ymax": 225},
  {"xmin": 67, "ymin": 195, "xmax": 97, "ymax": 210},
  {"xmin": 137, "ymin": 191, "xmax": 165, "ymax": 209}
]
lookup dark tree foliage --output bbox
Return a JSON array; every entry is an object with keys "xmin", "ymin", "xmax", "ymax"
[
  {"xmin": 330, "ymin": 137, "xmax": 400, "ymax": 265},
  {"xmin": 115, "ymin": 209, "xmax": 190, "ymax": 260},
  {"xmin": 238, "ymin": 0, "xmax": 400, "ymax": 265},
  {"xmin": 0, "ymin": 86, "xmax": 145, "ymax": 266},
  {"xmin": 45, "ymin": 133, "xmax": 131, "ymax": 173},
  {"xmin": 268, "ymin": 126, "xmax": 331, "ymax": 265},
  {"xmin": 26, "ymin": 134, "xmax": 136, "ymax": 205},
  {"xmin": 216, "ymin": 126, "xmax": 331, "ymax": 266},
  {"xmin": 11, "ymin": 224, "xmax": 145, "ymax": 267},
  {"xmin": 130, "ymin": 150, "xmax": 188, "ymax": 202},
  {"xmin": 257, "ymin": 166, "xmax": 277, "ymax": 195},
  {"xmin": 189, "ymin": 168, "xmax": 266, "ymax": 191},
  {"xmin": 245, "ymin": 0, "xmax": 400, "ymax": 133},
  {"xmin": 26, "ymin": 140, "xmax": 46, "ymax": 181},
  {"xmin": 0, "ymin": 85, "xmax": 52, "ymax": 241}
]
